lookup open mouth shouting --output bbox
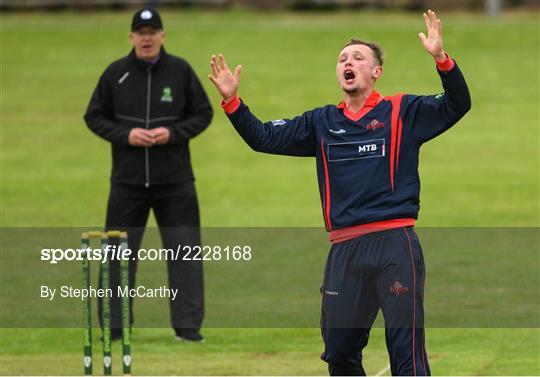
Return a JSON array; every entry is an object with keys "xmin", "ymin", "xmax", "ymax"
[{"xmin": 344, "ymin": 69, "xmax": 356, "ymax": 84}]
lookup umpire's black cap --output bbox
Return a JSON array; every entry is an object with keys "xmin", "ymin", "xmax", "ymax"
[{"xmin": 131, "ymin": 8, "xmax": 163, "ymax": 31}]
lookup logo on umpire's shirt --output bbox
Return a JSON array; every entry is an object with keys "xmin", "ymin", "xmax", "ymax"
[
  {"xmin": 161, "ymin": 87, "xmax": 173, "ymax": 102},
  {"xmin": 389, "ymin": 280, "xmax": 409, "ymax": 295}
]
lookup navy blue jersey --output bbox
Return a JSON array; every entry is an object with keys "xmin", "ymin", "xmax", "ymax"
[{"xmin": 225, "ymin": 60, "xmax": 470, "ymax": 235}]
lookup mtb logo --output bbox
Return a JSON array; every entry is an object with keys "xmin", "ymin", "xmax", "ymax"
[
  {"xmin": 359, "ymin": 144, "xmax": 377, "ymax": 153},
  {"xmin": 328, "ymin": 138, "xmax": 384, "ymax": 162},
  {"xmin": 161, "ymin": 87, "xmax": 173, "ymax": 102},
  {"xmin": 365, "ymin": 119, "xmax": 385, "ymax": 131},
  {"xmin": 389, "ymin": 280, "xmax": 409, "ymax": 295},
  {"xmin": 83, "ymin": 356, "xmax": 91, "ymax": 368}
]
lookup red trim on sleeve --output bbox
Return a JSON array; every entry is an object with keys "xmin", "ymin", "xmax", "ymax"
[
  {"xmin": 435, "ymin": 52, "xmax": 454, "ymax": 72},
  {"xmin": 221, "ymin": 95, "xmax": 241, "ymax": 114}
]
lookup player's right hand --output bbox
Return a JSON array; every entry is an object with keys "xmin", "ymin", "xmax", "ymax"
[
  {"xmin": 208, "ymin": 53, "xmax": 242, "ymax": 102},
  {"xmin": 128, "ymin": 128, "xmax": 155, "ymax": 147}
]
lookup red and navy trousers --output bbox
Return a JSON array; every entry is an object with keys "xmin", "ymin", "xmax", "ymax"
[{"xmin": 320, "ymin": 226, "xmax": 430, "ymax": 376}]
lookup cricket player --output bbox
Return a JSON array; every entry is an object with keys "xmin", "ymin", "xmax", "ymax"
[{"xmin": 209, "ymin": 10, "xmax": 470, "ymax": 376}]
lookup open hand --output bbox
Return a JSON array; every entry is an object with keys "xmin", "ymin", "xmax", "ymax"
[
  {"xmin": 418, "ymin": 10, "xmax": 445, "ymax": 61},
  {"xmin": 208, "ymin": 54, "xmax": 242, "ymax": 102}
]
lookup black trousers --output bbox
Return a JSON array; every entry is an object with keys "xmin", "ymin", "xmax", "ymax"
[
  {"xmin": 321, "ymin": 227, "xmax": 430, "ymax": 376},
  {"xmin": 98, "ymin": 181, "xmax": 204, "ymax": 331}
]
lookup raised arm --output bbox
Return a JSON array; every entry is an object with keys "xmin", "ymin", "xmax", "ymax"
[
  {"xmin": 208, "ymin": 54, "xmax": 242, "ymax": 103},
  {"xmin": 418, "ymin": 9, "xmax": 446, "ymax": 63},
  {"xmin": 208, "ymin": 54, "xmax": 315, "ymax": 157},
  {"xmin": 403, "ymin": 10, "xmax": 471, "ymax": 144}
]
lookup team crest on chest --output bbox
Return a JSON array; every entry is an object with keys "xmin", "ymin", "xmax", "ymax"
[{"xmin": 365, "ymin": 119, "xmax": 385, "ymax": 131}]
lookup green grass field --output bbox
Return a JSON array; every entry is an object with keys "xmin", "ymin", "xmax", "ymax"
[{"xmin": 1, "ymin": 9, "xmax": 539, "ymax": 376}]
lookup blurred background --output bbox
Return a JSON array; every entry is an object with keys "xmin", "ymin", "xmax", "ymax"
[
  {"xmin": 1, "ymin": 0, "xmax": 539, "ymax": 375},
  {"xmin": 0, "ymin": 0, "xmax": 538, "ymax": 14}
]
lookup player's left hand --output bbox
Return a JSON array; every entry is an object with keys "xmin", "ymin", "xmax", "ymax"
[
  {"xmin": 418, "ymin": 10, "xmax": 446, "ymax": 61},
  {"xmin": 151, "ymin": 127, "xmax": 170, "ymax": 145}
]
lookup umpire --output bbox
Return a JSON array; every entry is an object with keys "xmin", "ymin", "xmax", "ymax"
[{"xmin": 84, "ymin": 8, "xmax": 212, "ymax": 342}]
